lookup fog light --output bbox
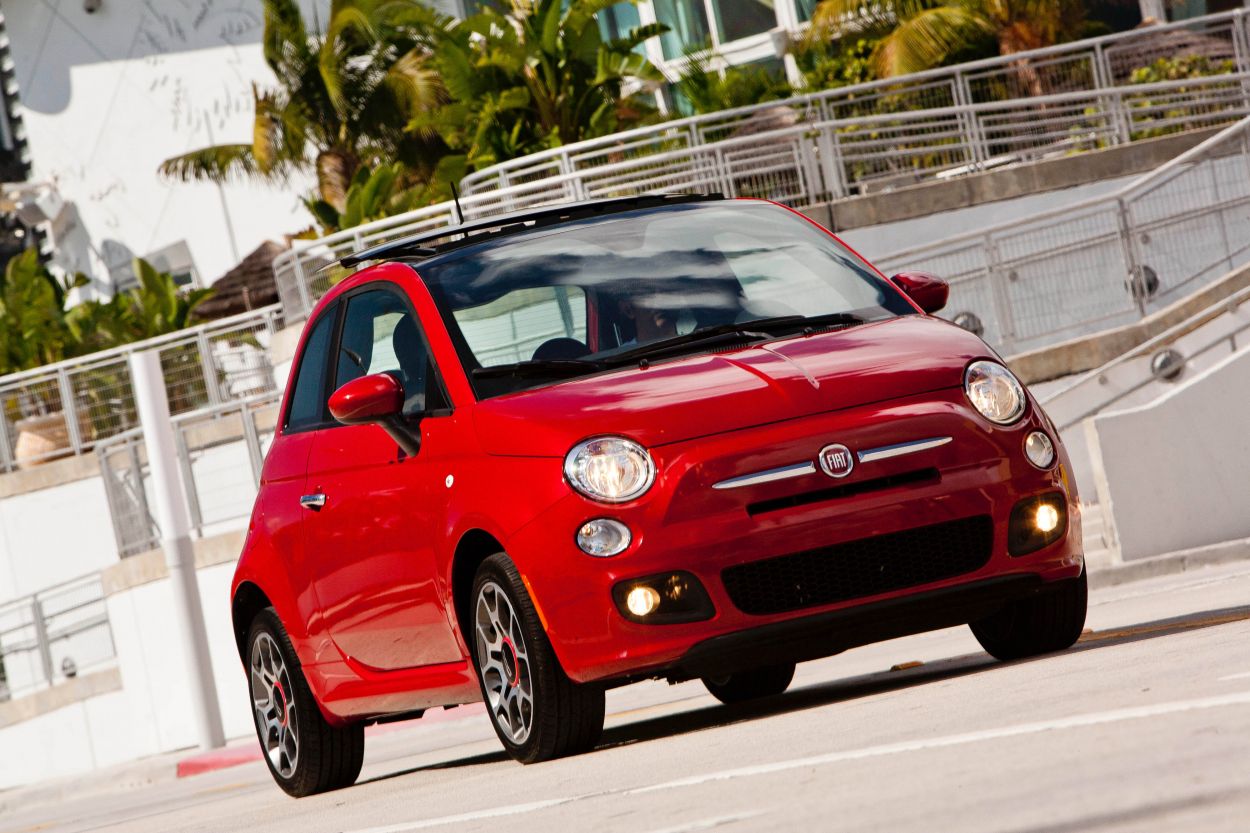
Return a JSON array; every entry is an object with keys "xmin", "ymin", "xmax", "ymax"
[
  {"xmin": 613, "ymin": 571, "xmax": 715, "ymax": 624},
  {"xmin": 1008, "ymin": 492, "xmax": 1068, "ymax": 556},
  {"xmin": 625, "ymin": 585, "xmax": 661, "ymax": 617},
  {"xmin": 576, "ymin": 519, "xmax": 631, "ymax": 557},
  {"xmin": 1035, "ymin": 503, "xmax": 1060, "ymax": 533},
  {"xmin": 1024, "ymin": 431, "xmax": 1055, "ymax": 469}
]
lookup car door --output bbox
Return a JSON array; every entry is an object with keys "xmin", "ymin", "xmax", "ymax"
[{"xmin": 302, "ymin": 283, "xmax": 462, "ymax": 670}]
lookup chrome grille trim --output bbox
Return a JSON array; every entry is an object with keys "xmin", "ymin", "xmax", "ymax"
[
  {"xmin": 712, "ymin": 462, "xmax": 816, "ymax": 490},
  {"xmin": 857, "ymin": 436, "xmax": 952, "ymax": 464}
]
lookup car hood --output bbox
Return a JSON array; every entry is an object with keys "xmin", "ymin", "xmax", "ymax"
[{"xmin": 472, "ymin": 316, "xmax": 993, "ymax": 456}]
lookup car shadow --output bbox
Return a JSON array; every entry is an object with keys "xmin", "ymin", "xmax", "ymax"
[{"xmin": 361, "ymin": 603, "xmax": 1250, "ymax": 784}]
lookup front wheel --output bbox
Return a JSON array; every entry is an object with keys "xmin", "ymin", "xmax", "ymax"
[
  {"xmin": 970, "ymin": 568, "xmax": 1088, "ymax": 661},
  {"xmin": 247, "ymin": 609, "xmax": 364, "ymax": 797},
  {"xmin": 703, "ymin": 663, "xmax": 796, "ymax": 704},
  {"xmin": 471, "ymin": 553, "xmax": 605, "ymax": 763}
]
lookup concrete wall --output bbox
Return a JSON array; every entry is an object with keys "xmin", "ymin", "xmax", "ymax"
[
  {"xmin": 1086, "ymin": 344, "xmax": 1250, "ymax": 562},
  {"xmin": 5, "ymin": 1, "xmax": 325, "ymax": 289},
  {"xmin": 0, "ymin": 535, "xmax": 253, "ymax": 790}
]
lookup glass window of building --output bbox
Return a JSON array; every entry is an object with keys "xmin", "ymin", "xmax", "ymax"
[
  {"xmin": 653, "ymin": 0, "xmax": 712, "ymax": 60},
  {"xmin": 793, "ymin": 0, "xmax": 820, "ymax": 22},
  {"xmin": 598, "ymin": 2, "xmax": 645, "ymax": 52},
  {"xmin": 710, "ymin": 0, "xmax": 778, "ymax": 43}
]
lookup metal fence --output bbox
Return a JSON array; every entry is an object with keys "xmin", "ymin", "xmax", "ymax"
[
  {"xmin": 273, "ymin": 71, "xmax": 1250, "ymax": 325},
  {"xmin": 0, "ymin": 306, "xmax": 282, "ymax": 472},
  {"xmin": 0, "ymin": 573, "xmax": 114, "ymax": 701},
  {"xmin": 460, "ymin": 9, "xmax": 1250, "ymax": 195},
  {"xmin": 96, "ymin": 395, "xmax": 280, "ymax": 557},
  {"xmin": 874, "ymin": 115, "xmax": 1250, "ymax": 355}
]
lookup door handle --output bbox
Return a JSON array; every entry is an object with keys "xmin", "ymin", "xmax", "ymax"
[{"xmin": 299, "ymin": 493, "xmax": 327, "ymax": 510}]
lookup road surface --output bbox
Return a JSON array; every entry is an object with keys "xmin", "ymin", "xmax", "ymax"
[{"xmin": 3, "ymin": 562, "xmax": 1249, "ymax": 833}]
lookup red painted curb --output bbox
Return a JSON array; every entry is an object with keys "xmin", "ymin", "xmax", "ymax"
[{"xmin": 175, "ymin": 703, "xmax": 486, "ymax": 778}]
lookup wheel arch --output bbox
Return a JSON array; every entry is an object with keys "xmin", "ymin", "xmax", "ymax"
[
  {"xmin": 231, "ymin": 580, "xmax": 274, "ymax": 663},
  {"xmin": 450, "ymin": 528, "xmax": 505, "ymax": 645}
]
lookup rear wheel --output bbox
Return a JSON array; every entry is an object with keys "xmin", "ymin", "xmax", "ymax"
[
  {"xmin": 247, "ymin": 609, "xmax": 364, "ymax": 797},
  {"xmin": 702, "ymin": 663, "xmax": 796, "ymax": 704},
  {"xmin": 970, "ymin": 569, "xmax": 1088, "ymax": 661},
  {"xmin": 471, "ymin": 553, "xmax": 605, "ymax": 763}
]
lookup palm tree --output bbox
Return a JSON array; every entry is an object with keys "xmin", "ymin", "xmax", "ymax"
[
  {"xmin": 809, "ymin": 0, "xmax": 1084, "ymax": 82},
  {"xmin": 159, "ymin": 0, "xmax": 447, "ymax": 213},
  {"xmin": 414, "ymin": 0, "xmax": 667, "ymax": 173}
]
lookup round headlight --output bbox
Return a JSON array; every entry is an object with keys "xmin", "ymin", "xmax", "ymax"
[
  {"xmin": 964, "ymin": 360, "xmax": 1026, "ymax": 425},
  {"xmin": 564, "ymin": 437, "xmax": 655, "ymax": 503}
]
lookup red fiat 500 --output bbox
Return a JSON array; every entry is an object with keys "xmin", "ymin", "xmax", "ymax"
[{"xmin": 232, "ymin": 195, "xmax": 1086, "ymax": 796}]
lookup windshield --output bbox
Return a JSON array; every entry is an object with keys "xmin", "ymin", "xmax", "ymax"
[{"xmin": 416, "ymin": 201, "xmax": 915, "ymax": 398}]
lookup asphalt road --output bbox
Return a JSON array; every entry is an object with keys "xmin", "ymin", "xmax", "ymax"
[{"xmin": 4, "ymin": 562, "xmax": 1250, "ymax": 833}]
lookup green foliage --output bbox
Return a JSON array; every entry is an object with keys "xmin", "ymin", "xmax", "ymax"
[
  {"xmin": 159, "ymin": 0, "xmax": 450, "ymax": 213},
  {"xmin": 673, "ymin": 56, "xmax": 794, "ymax": 115},
  {"xmin": 808, "ymin": 0, "xmax": 1084, "ymax": 78},
  {"xmin": 792, "ymin": 37, "xmax": 878, "ymax": 91},
  {"xmin": 0, "ymin": 253, "xmax": 213, "ymax": 378},
  {"xmin": 304, "ymin": 162, "xmax": 446, "ymax": 234},
  {"xmin": 409, "ymin": 0, "xmax": 666, "ymax": 172},
  {"xmin": 1129, "ymin": 55, "xmax": 1236, "ymax": 84}
]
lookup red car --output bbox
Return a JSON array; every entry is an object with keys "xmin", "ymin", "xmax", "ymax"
[{"xmin": 231, "ymin": 195, "xmax": 1086, "ymax": 796}]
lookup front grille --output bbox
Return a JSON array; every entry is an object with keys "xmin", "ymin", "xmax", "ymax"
[
  {"xmin": 722, "ymin": 515, "xmax": 993, "ymax": 615},
  {"xmin": 747, "ymin": 468, "xmax": 940, "ymax": 517}
]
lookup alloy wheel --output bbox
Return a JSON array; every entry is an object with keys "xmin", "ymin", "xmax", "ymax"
[
  {"xmin": 475, "ymin": 579, "xmax": 534, "ymax": 744},
  {"xmin": 251, "ymin": 631, "xmax": 299, "ymax": 779}
]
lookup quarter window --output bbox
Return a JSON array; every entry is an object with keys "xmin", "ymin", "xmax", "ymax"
[{"xmin": 285, "ymin": 306, "xmax": 335, "ymax": 430}]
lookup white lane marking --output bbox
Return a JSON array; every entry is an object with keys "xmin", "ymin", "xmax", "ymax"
[
  {"xmin": 345, "ymin": 691, "xmax": 1250, "ymax": 833},
  {"xmin": 351, "ymin": 798, "xmax": 577, "ymax": 833},
  {"xmin": 625, "ymin": 690, "xmax": 1250, "ymax": 795},
  {"xmin": 1217, "ymin": 671, "xmax": 1250, "ymax": 682},
  {"xmin": 642, "ymin": 810, "xmax": 767, "ymax": 833}
]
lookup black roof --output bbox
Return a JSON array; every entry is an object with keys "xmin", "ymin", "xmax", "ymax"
[{"xmin": 339, "ymin": 193, "xmax": 723, "ymax": 268}]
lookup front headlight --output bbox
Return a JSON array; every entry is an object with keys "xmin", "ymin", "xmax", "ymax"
[
  {"xmin": 964, "ymin": 360, "xmax": 1026, "ymax": 425},
  {"xmin": 564, "ymin": 436, "xmax": 655, "ymax": 503}
]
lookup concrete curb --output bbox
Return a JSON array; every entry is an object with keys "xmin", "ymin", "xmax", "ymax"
[{"xmin": 1088, "ymin": 537, "xmax": 1250, "ymax": 590}]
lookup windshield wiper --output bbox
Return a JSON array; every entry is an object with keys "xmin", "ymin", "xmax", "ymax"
[
  {"xmin": 606, "ymin": 312, "xmax": 867, "ymax": 365},
  {"xmin": 471, "ymin": 358, "xmax": 606, "ymax": 380}
]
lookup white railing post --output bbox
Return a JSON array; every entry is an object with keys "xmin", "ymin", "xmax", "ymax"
[
  {"xmin": 985, "ymin": 236, "xmax": 1019, "ymax": 354},
  {"xmin": 30, "ymin": 596, "xmax": 55, "ymax": 687},
  {"xmin": 0, "ymin": 408, "xmax": 13, "ymax": 473},
  {"xmin": 240, "ymin": 402, "xmax": 265, "ymax": 487},
  {"xmin": 1114, "ymin": 198, "xmax": 1147, "ymax": 318},
  {"xmin": 130, "ymin": 348, "xmax": 225, "ymax": 751},
  {"xmin": 292, "ymin": 256, "xmax": 313, "ymax": 321},
  {"xmin": 196, "ymin": 330, "xmax": 222, "ymax": 408},
  {"xmin": 55, "ymin": 367, "xmax": 83, "ymax": 455}
]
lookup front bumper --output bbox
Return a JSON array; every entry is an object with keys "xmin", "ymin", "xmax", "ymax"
[{"xmin": 510, "ymin": 387, "xmax": 1084, "ymax": 684}]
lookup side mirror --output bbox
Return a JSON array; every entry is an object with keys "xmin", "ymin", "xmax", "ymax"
[
  {"xmin": 328, "ymin": 373, "xmax": 421, "ymax": 456},
  {"xmin": 889, "ymin": 272, "xmax": 949, "ymax": 315}
]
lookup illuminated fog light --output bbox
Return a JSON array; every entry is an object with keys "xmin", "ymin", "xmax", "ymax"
[
  {"xmin": 625, "ymin": 585, "xmax": 661, "ymax": 617},
  {"xmin": 1024, "ymin": 431, "xmax": 1055, "ymax": 469},
  {"xmin": 576, "ymin": 519, "xmax": 631, "ymax": 557},
  {"xmin": 1035, "ymin": 503, "xmax": 1061, "ymax": 533}
]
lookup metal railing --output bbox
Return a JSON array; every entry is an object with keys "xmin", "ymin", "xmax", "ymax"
[
  {"xmin": 96, "ymin": 394, "xmax": 280, "ymax": 557},
  {"xmin": 0, "ymin": 305, "xmax": 282, "ymax": 472},
  {"xmin": 460, "ymin": 9, "xmax": 1250, "ymax": 195},
  {"xmin": 0, "ymin": 573, "xmax": 114, "ymax": 701},
  {"xmin": 1041, "ymin": 284, "xmax": 1250, "ymax": 431},
  {"xmin": 274, "ymin": 72, "xmax": 1250, "ymax": 325},
  {"xmin": 874, "ymin": 115, "xmax": 1250, "ymax": 355}
]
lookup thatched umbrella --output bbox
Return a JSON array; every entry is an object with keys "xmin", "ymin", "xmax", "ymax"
[{"xmin": 195, "ymin": 240, "xmax": 286, "ymax": 320}]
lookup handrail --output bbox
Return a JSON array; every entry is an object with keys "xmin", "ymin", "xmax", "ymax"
[
  {"xmin": 0, "ymin": 304, "xmax": 282, "ymax": 388},
  {"xmin": 460, "ymin": 8, "xmax": 1250, "ymax": 190},
  {"xmin": 882, "ymin": 115, "xmax": 1250, "ymax": 263}
]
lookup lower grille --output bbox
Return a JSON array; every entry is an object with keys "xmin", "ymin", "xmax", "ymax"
[{"xmin": 722, "ymin": 515, "xmax": 994, "ymax": 616}]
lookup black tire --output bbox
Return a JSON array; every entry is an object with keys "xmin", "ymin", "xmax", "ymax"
[
  {"xmin": 246, "ymin": 608, "xmax": 364, "ymax": 797},
  {"xmin": 702, "ymin": 663, "xmax": 796, "ymax": 704},
  {"xmin": 470, "ymin": 553, "xmax": 605, "ymax": 763},
  {"xmin": 970, "ymin": 569, "xmax": 1088, "ymax": 661}
]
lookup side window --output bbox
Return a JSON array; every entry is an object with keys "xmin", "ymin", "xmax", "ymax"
[
  {"xmin": 335, "ymin": 288, "xmax": 443, "ymax": 416},
  {"xmin": 285, "ymin": 306, "xmax": 335, "ymax": 430}
]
